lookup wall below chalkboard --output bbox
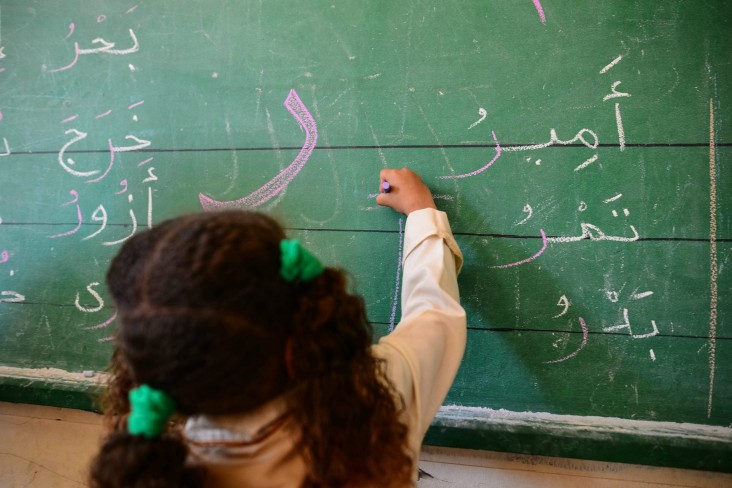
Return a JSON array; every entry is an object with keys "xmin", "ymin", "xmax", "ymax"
[{"xmin": 3, "ymin": 401, "xmax": 731, "ymax": 487}]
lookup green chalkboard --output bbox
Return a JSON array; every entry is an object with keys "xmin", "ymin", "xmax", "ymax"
[{"xmin": 1, "ymin": 0, "xmax": 731, "ymax": 471}]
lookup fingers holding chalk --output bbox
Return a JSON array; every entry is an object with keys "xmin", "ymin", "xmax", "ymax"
[
  {"xmin": 375, "ymin": 175, "xmax": 392, "ymax": 208},
  {"xmin": 376, "ymin": 168, "xmax": 436, "ymax": 215}
]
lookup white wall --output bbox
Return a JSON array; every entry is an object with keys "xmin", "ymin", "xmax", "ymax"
[{"xmin": 1, "ymin": 402, "xmax": 730, "ymax": 487}]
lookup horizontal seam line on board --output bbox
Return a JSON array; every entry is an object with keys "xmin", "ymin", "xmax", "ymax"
[
  {"xmin": 1, "ymin": 222, "xmax": 132, "ymax": 227},
  {"xmin": 367, "ymin": 323, "xmax": 731, "ymax": 340},
  {"xmin": 4, "ymin": 307, "xmax": 728, "ymax": 342},
  {"xmin": 466, "ymin": 327, "xmax": 730, "ymax": 340},
  {"xmin": 7, "ymin": 301, "xmax": 116, "ymax": 310},
  {"xmin": 7, "ymin": 142, "xmax": 732, "ymax": 155},
  {"xmin": 286, "ymin": 228, "xmax": 732, "ymax": 243},
  {"xmin": 2, "ymin": 223, "xmax": 731, "ymax": 243}
]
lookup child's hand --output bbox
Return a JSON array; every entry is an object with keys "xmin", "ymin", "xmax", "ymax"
[{"xmin": 376, "ymin": 168, "xmax": 437, "ymax": 215}]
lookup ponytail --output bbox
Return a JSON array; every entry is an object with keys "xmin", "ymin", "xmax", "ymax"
[
  {"xmin": 287, "ymin": 268, "xmax": 414, "ymax": 487},
  {"xmin": 90, "ymin": 432, "xmax": 204, "ymax": 488},
  {"xmin": 90, "ymin": 384, "xmax": 204, "ymax": 488}
]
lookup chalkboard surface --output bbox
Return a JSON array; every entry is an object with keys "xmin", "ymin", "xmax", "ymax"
[{"xmin": 1, "ymin": 0, "xmax": 731, "ymax": 471}]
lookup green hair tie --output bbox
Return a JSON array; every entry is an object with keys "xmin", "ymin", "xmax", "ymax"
[
  {"xmin": 280, "ymin": 239, "xmax": 324, "ymax": 282},
  {"xmin": 127, "ymin": 384, "xmax": 176, "ymax": 438}
]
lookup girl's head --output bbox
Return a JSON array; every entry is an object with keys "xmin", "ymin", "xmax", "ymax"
[
  {"xmin": 105, "ymin": 211, "xmax": 294, "ymax": 414},
  {"xmin": 90, "ymin": 210, "xmax": 412, "ymax": 488}
]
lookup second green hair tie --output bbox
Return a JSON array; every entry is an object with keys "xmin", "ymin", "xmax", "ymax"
[{"xmin": 127, "ymin": 384, "xmax": 176, "ymax": 438}]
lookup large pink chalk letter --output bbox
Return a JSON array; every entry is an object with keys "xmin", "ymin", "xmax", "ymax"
[
  {"xmin": 199, "ymin": 90, "xmax": 318, "ymax": 210},
  {"xmin": 533, "ymin": 0, "xmax": 547, "ymax": 24}
]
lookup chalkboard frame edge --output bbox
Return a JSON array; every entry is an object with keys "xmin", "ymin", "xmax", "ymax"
[
  {"xmin": 426, "ymin": 408, "xmax": 732, "ymax": 474},
  {"xmin": 0, "ymin": 375, "xmax": 101, "ymax": 413}
]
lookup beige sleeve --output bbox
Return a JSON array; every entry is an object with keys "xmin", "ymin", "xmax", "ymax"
[{"xmin": 374, "ymin": 208, "xmax": 467, "ymax": 441}]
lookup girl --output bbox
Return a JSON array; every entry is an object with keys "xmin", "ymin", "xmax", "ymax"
[{"xmin": 90, "ymin": 168, "xmax": 466, "ymax": 488}]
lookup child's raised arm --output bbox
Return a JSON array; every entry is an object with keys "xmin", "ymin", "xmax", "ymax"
[{"xmin": 374, "ymin": 168, "xmax": 467, "ymax": 444}]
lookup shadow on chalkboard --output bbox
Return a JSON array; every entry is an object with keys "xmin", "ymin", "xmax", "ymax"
[{"xmin": 449, "ymin": 198, "xmax": 612, "ymax": 415}]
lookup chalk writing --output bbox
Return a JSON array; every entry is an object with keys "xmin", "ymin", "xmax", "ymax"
[
  {"xmin": 532, "ymin": 0, "xmax": 547, "ymax": 24},
  {"xmin": 548, "ymin": 193, "xmax": 640, "ymax": 244},
  {"xmin": 103, "ymin": 194, "xmax": 139, "ymax": 246},
  {"xmin": 0, "ymin": 291, "xmax": 25, "ymax": 303},
  {"xmin": 32, "ymin": 11, "xmax": 154, "ymax": 344},
  {"xmin": 603, "ymin": 308, "xmax": 659, "ymax": 339},
  {"xmin": 631, "ymin": 289, "xmax": 654, "ymax": 300},
  {"xmin": 600, "ymin": 55, "xmax": 630, "ymax": 150},
  {"xmin": 707, "ymin": 98, "xmax": 718, "ymax": 418},
  {"xmin": 51, "ymin": 92, "xmax": 157, "ymax": 246},
  {"xmin": 515, "ymin": 204, "xmax": 533, "ymax": 226},
  {"xmin": 0, "ymin": 136, "xmax": 9, "ymax": 157},
  {"xmin": 490, "ymin": 229, "xmax": 547, "ymax": 268},
  {"xmin": 504, "ymin": 127, "xmax": 599, "ymax": 171},
  {"xmin": 551, "ymin": 223, "xmax": 639, "ymax": 243},
  {"xmin": 553, "ymin": 295, "xmax": 570, "ymax": 318},
  {"xmin": 49, "ymin": 190, "xmax": 83, "ymax": 238},
  {"xmin": 48, "ymin": 28, "xmax": 139, "ymax": 73},
  {"xmin": 83, "ymin": 205, "xmax": 108, "ymax": 241},
  {"xmin": 0, "ymin": 249, "xmax": 23, "ymax": 304},
  {"xmin": 86, "ymin": 311, "xmax": 117, "ymax": 331},
  {"xmin": 57, "ymin": 130, "xmax": 100, "ymax": 178},
  {"xmin": 600, "ymin": 55, "xmax": 623, "ymax": 74},
  {"xmin": 440, "ymin": 130, "xmax": 501, "ymax": 179},
  {"xmin": 469, "ymin": 58, "xmax": 648, "ymax": 367},
  {"xmin": 544, "ymin": 317, "xmax": 588, "ymax": 364},
  {"xmin": 56, "ymin": 131, "xmax": 150, "ymax": 183},
  {"xmin": 505, "ymin": 128, "xmax": 599, "ymax": 152},
  {"xmin": 199, "ymin": 89, "xmax": 318, "ymax": 210},
  {"xmin": 599, "ymin": 280, "xmax": 660, "ymax": 359},
  {"xmin": 390, "ymin": 218, "xmax": 405, "ymax": 332},
  {"xmin": 75, "ymin": 282, "xmax": 104, "ymax": 313},
  {"xmin": 116, "ymin": 180, "xmax": 128, "ymax": 194},
  {"xmin": 574, "ymin": 154, "xmax": 598, "ymax": 172},
  {"xmin": 49, "ymin": 181, "xmax": 154, "ymax": 246},
  {"xmin": 468, "ymin": 107, "xmax": 488, "ymax": 129}
]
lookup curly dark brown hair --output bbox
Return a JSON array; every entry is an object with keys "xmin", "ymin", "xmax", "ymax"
[{"xmin": 90, "ymin": 210, "xmax": 413, "ymax": 488}]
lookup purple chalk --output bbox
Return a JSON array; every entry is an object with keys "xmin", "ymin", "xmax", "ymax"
[{"xmin": 382, "ymin": 181, "xmax": 391, "ymax": 193}]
